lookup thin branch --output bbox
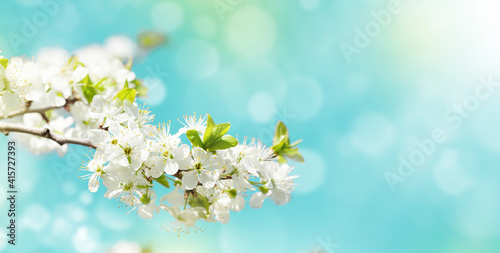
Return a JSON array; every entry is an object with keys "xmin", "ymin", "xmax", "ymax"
[
  {"xmin": 3, "ymin": 97, "xmax": 78, "ymax": 119},
  {"xmin": 0, "ymin": 122, "xmax": 96, "ymax": 149}
]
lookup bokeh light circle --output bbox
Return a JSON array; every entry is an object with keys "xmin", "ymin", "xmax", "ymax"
[
  {"xmin": 20, "ymin": 204, "xmax": 51, "ymax": 231},
  {"xmin": 175, "ymin": 40, "xmax": 219, "ymax": 80},
  {"xmin": 299, "ymin": 0, "xmax": 322, "ymax": 10},
  {"xmin": 194, "ymin": 16, "xmax": 217, "ymax": 38},
  {"xmin": 0, "ymin": 229, "xmax": 5, "ymax": 251},
  {"xmin": 292, "ymin": 149, "xmax": 327, "ymax": 194},
  {"xmin": 220, "ymin": 212, "xmax": 288, "ymax": 253},
  {"xmin": 143, "ymin": 77, "xmax": 167, "ymax": 106},
  {"xmin": 72, "ymin": 226, "xmax": 100, "ymax": 253},
  {"xmin": 284, "ymin": 76, "xmax": 324, "ymax": 121},
  {"xmin": 226, "ymin": 6, "xmax": 276, "ymax": 57},
  {"xmin": 433, "ymin": 149, "xmax": 476, "ymax": 195},
  {"xmin": 349, "ymin": 113, "xmax": 395, "ymax": 156},
  {"xmin": 150, "ymin": 1, "xmax": 184, "ymax": 33},
  {"xmin": 456, "ymin": 182, "xmax": 500, "ymax": 238},
  {"xmin": 79, "ymin": 192, "xmax": 93, "ymax": 206},
  {"xmin": 95, "ymin": 202, "xmax": 132, "ymax": 230},
  {"xmin": 247, "ymin": 92, "xmax": 276, "ymax": 123}
]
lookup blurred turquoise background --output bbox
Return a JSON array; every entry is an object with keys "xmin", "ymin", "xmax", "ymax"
[{"xmin": 2, "ymin": 0, "xmax": 500, "ymax": 252}]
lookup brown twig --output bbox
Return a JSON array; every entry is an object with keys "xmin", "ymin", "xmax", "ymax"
[
  {"xmin": 0, "ymin": 121, "xmax": 96, "ymax": 149},
  {"xmin": 3, "ymin": 97, "xmax": 79, "ymax": 119}
]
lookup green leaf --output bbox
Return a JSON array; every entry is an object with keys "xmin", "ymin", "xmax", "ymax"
[
  {"xmin": 186, "ymin": 130, "xmax": 204, "ymax": 148},
  {"xmin": 113, "ymin": 88, "xmax": 136, "ymax": 103},
  {"xmin": 188, "ymin": 194, "xmax": 209, "ymax": 212},
  {"xmin": 94, "ymin": 78, "xmax": 108, "ymax": 91},
  {"xmin": 203, "ymin": 114, "xmax": 215, "ymax": 143},
  {"xmin": 273, "ymin": 121, "xmax": 289, "ymax": 145},
  {"xmin": 206, "ymin": 135, "xmax": 238, "ymax": 151},
  {"xmin": 131, "ymin": 79, "xmax": 148, "ymax": 97},
  {"xmin": 153, "ymin": 175, "xmax": 170, "ymax": 188},
  {"xmin": 0, "ymin": 58, "xmax": 8, "ymax": 69},
  {"xmin": 138, "ymin": 31, "xmax": 166, "ymax": 50},
  {"xmin": 81, "ymin": 79, "xmax": 99, "ymax": 103},
  {"xmin": 81, "ymin": 87, "xmax": 97, "ymax": 103},
  {"xmin": 280, "ymin": 148, "xmax": 304, "ymax": 163},
  {"xmin": 124, "ymin": 80, "xmax": 129, "ymax": 88},
  {"xmin": 201, "ymin": 114, "xmax": 233, "ymax": 149},
  {"xmin": 125, "ymin": 59, "xmax": 133, "ymax": 71},
  {"xmin": 277, "ymin": 156, "xmax": 287, "ymax": 164},
  {"xmin": 271, "ymin": 137, "xmax": 287, "ymax": 153},
  {"xmin": 270, "ymin": 121, "xmax": 304, "ymax": 163},
  {"xmin": 212, "ymin": 123, "xmax": 230, "ymax": 140},
  {"xmin": 67, "ymin": 56, "xmax": 84, "ymax": 70},
  {"xmin": 79, "ymin": 75, "xmax": 109, "ymax": 103},
  {"xmin": 290, "ymin": 139, "xmax": 303, "ymax": 147},
  {"xmin": 80, "ymin": 75, "xmax": 91, "ymax": 86}
]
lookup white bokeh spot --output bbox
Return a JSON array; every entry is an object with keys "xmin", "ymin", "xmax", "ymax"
[
  {"xmin": 284, "ymin": 76, "xmax": 324, "ymax": 121},
  {"xmin": 349, "ymin": 113, "xmax": 396, "ymax": 156},
  {"xmin": 194, "ymin": 16, "xmax": 217, "ymax": 38},
  {"xmin": 176, "ymin": 40, "xmax": 219, "ymax": 80},
  {"xmin": 433, "ymin": 149, "xmax": 476, "ymax": 195},
  {"xmin": 72, "ymin": 226, "xmax": 100, "ymax": 253},
  {"xmin": 247, "ymin": 92, "xmax": 276, "ymax": 123},
  {"xmin": 292, "ymin": 149, "xmax": 326, "ymax": 194},
  {"xmin": 20, "ymin": 204, "xmax": 51, "ymax": 232},
  {"xmin": 143, "ymin": 77, "xmax": 167, "ymax": 106},
  {"xmin": 226, "ymin": 6, "xmax": 277, "ymax": 57},
  {"xmin": 220, "ymin": 212, "xmax": 288, "ymax": 253},
  {"xmin": 150, "ymin": 1, "xmax": 184, "ymax": 33},
  {"xmin": 299, "ymin": 0, "xmax": 322, "ymax": 10}
]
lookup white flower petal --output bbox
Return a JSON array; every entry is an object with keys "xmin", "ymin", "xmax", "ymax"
[
  {"xmin": 182, "ymin": 171, "xmax": 198, "ymax": 190},
  {"xmin": 249, "ymin": 192, "xmax": 269, "ymax": 209},
  {"xmin": 200, "ymin": 171, "xmax": 217, "ymax": 189},
  {"xmin": 164, "ymin": 159, "xmax": 179, "ymax": 175}
]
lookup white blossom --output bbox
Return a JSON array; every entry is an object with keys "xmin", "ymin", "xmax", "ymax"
[{"xmin": 0, "ymin": 37, "xmax": 302, "ymax": 235}]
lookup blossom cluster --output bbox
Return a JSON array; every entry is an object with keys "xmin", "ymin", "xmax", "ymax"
[
  {"xmin": 0, "ymin": 36, "xmax": 303, "ymax": 234},
  {"xmin": 1, "ymin": 35, "xmax": 143, "ymax": 155},
  {"xmin": 86, "ymin": 109, "xmax": 302, "ymax": 234}
]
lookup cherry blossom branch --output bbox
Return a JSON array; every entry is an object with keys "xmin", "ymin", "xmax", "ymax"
[
  {"xmin": 0, "ymin": 121, "xmax": 96, "ymax": 149},
  {"xmin": 3, "ymin": 97, "xmax": 79, "ymax": 119}
]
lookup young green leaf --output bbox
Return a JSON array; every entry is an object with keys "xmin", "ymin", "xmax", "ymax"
[
  {"xmin": 94, "ymin": 78, "xmax": 109, "ymax": 91},
  {"xmin": 80, "ymin": 75, "xmax": 92, "ymax": 86},
  {"xmin": 0, "ymin": 58, "xmax": 8, "ymax": 69},
  {"xmin": 202, "ymin": 114, "xmax": 232, "ymax": 149},
  {"xmin": 271, "ymin": 137, "xmax": 287, "ymax": 153},
  {"xmin": 113, "ymin": 88, "xmax": 136, "ymax": 103},
  {"xmin": 206, "ymin": 135, "xmax": 238, "ymax": 151},
  {"xmin": 277, "ymin": 157, "xmax": 287, "ymax": 164},
  {"xmin": 212, "ymin": 123, "xmax": 230, "ymax": 140},
  {"xmin": 186, "ymin": 130, "xmax": 204, "ymax": 148},
  {"xmin": 273, "ymin": 121, "xmax": 289, "ymax": 145},
  {"xmin": 125, "ymin": 59, "xmax": 133, "ymax": 71},
  {"xmin": 271, "ymin": 121, "xmax": 304, "ymax": 163},
  {"xmin": 280, "ymin": 148, "xmax": 305, "ymax": 163},
  {"xmin": 138, "ymin": 31, "xmax": 166, "ymax": 50},
  {"xmin": 203, "ymin": 114, "xmax": 215, "ymax": 143},
  {"xmin": 80, "ymin": 75, "xmax": 99, "ymax": 103},
  {"xmin": 131, "ymin": 79, "xmax": 148, "ymax": 97},
  {"xmin": 153, "ymin": 175, "xmax": 170, "ymax": 188},
  {"xmin": 188, "ymin": 194, "xmax": 210, "ymax": 212},
  {"xmin": 67, "ymin": 56, "xmax": 84, "ymax": 70},
  {"xmin": 290, "ymin": 139, "xmax": 303, "ymax": 148}
]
